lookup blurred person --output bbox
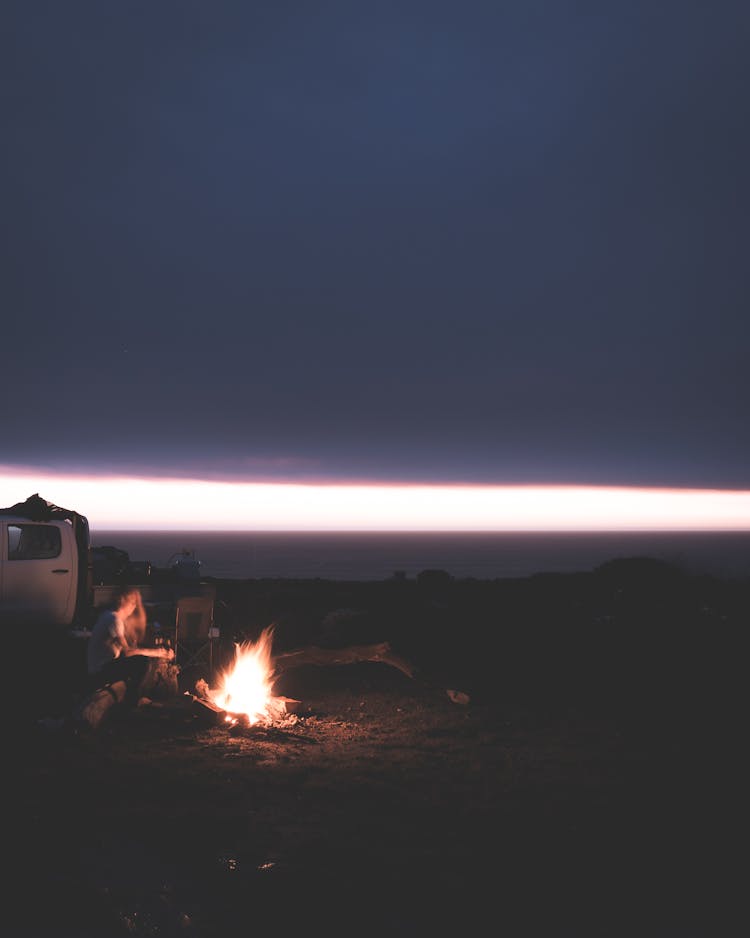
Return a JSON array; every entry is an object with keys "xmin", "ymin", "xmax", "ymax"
[{"xmin": 87, "ymin": 586, "xmax": 173, "ymax": 701}]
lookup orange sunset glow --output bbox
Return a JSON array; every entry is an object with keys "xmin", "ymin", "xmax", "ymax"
[{"xmin": 2, "ymin": 468, "xmax": 750, "ymax": 531}]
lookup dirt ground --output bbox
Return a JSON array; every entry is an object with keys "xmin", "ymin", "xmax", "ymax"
[{"xmin": 14, "ymin": 567, "xmax": 745, "ymax": 936}]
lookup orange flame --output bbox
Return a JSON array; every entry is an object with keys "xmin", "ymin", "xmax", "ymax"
[{"xmin": 208, "ymin": 625, "xmax": 276, "ymax": 725}]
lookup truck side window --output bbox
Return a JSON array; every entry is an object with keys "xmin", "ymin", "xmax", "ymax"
[{"xmin": 7, "ymin": 524, "xmax": 62, "ymax": 560}]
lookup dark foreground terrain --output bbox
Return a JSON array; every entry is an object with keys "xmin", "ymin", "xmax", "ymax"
[{"xmin": 16, "ymin": 560, "xmax": 746, "ymax": 936}]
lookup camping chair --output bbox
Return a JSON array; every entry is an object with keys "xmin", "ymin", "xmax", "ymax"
[{"xmin": 174, "ymin": 595, "xmax": 220, "ymax": 678}]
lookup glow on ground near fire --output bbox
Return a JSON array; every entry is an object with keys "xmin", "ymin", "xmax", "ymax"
[{"xmin": 2, "ymin": 469, "xmax": 750, "ymax": 530}]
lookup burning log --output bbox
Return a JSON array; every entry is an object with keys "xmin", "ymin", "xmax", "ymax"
[
  {"xmin": 189, "ymin": 694, "xmax": 228, "ymax": 726},
  {"xmin": 267, "ymin": 695, "xmax": 302, "ymax": 716},
  {"xmin": 191, "ymin": 676, "xmax": 301, "ymax": 727}
]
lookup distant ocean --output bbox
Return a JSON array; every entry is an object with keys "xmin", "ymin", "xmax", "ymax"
[{"xmin": 90, "ymin": 531, "xmax": 750, "ymax": 581}]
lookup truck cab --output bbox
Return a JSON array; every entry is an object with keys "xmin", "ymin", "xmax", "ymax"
[
  {"xmin": 0, "ymin": 515, "xmax": 81, "ymax": 626},
  {"xmin": 0, "ymin": 495, "xmax": 92, "ymax": 628}
]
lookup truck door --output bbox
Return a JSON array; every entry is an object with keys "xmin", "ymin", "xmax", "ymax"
[{"xmin": 0, "ymin": 521, "xmax": 77, "ymax": 625}]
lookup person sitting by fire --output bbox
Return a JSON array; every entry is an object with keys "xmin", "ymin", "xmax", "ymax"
[{"xmin": 87, "ymin": 586, "xmax": 174, "ymax": 703}]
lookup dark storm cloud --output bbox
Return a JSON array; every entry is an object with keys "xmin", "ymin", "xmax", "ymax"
[{"xmin": 3, "ymin": 1, "xmax": 750, "ymax": 486}]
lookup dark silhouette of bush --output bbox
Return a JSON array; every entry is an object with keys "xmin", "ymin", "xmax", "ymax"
[{"xmin": 416, "ymin": 568, "xmax": 452, "ymax": 589}]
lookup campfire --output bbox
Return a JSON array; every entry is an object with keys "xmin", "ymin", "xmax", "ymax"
[{"xmin": 197, "ymin": 625, "xmax": 300, "ymax": 728}]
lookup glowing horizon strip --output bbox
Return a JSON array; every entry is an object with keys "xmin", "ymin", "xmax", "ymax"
[{"xmin": 2, "ymin": 468, "xmax": 750, "ymax": 530}]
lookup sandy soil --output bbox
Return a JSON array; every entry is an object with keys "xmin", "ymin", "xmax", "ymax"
[{"xmin": 14, "ymin": 566, "xmax": 745, "ymax": 937}]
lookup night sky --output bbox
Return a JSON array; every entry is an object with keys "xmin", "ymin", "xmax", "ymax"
[{"xmin": 5, "ymin": 1, "xmax": 750, "ymax": 488}]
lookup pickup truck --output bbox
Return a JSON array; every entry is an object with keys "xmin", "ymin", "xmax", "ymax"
[{"xmin": 0, "ymin": 493, "xmax": 214, "ymax": 629}]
